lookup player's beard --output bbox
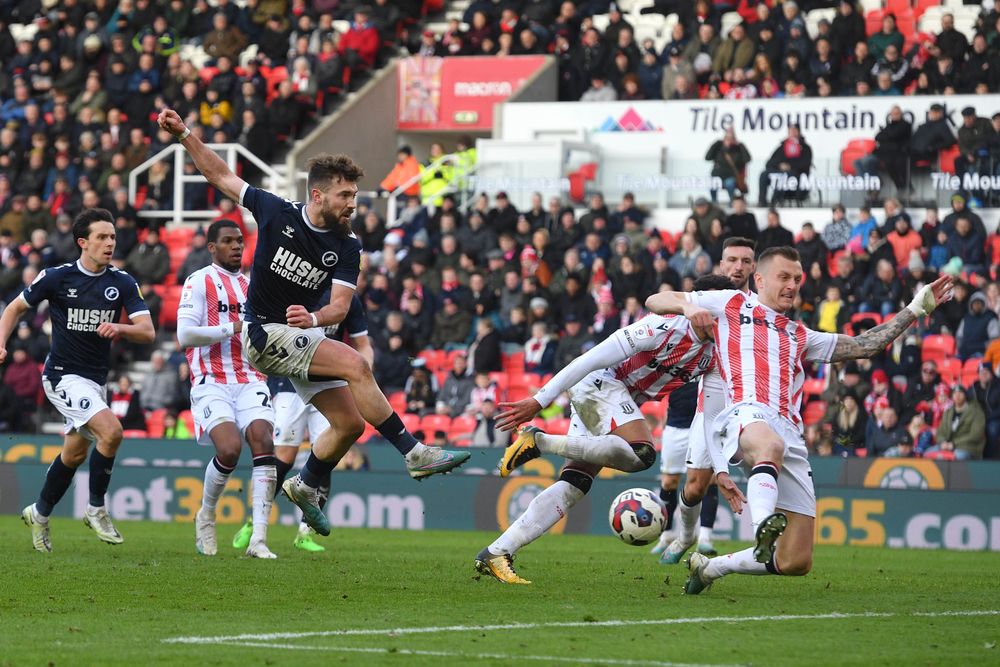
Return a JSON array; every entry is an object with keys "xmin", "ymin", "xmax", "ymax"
[{"xmin": 320, "ymin": 205, "xmax": 352, "ymax": 238}]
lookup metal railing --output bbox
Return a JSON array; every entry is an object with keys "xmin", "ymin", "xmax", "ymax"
[{"xmin": 128, "ymin": 143, "xmax": 289, "ymax": 227}]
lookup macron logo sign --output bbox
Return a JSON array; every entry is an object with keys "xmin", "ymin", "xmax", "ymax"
[{"xmin": 454, "ymin": 81, "xmax": 513, "ymax": 97}]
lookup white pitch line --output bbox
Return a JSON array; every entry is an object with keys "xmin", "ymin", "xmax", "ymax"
[
  {"xmin": 214, "ymin": 640, "xmax": 737, "ymax": 667},
  {"xmin": 162, "ymin": 609, "xmax": 1000, "ymax": 645}
]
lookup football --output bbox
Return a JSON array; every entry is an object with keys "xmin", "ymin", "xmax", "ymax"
[{"xmin": 608, "ymin": 488, "xmax": 667, "ymax": 546}]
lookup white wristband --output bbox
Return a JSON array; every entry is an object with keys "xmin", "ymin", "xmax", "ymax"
[
  {"xmin": 310, "ymin": 313, "xmax": 319, "ymax": 328},
  {"xmin": 177, "ymin": 128, "xmax": 191, "ymax": 141},
  {"xmin": 221, "ymin": 323, "xmax": 234, "ymax": 337}
]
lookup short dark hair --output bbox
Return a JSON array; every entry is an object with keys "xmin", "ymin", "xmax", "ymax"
[
  {"xmin": 207, "ymin": 219, "xmax": 241, "ymax": 244},
  {"xmin": 758, "ymin": 246, "xmax": 800, "ymax": 266},
  {"xmin": 306, "ymin": 153, "xmax": 364, "ymax": 191},
  {"xmin": 692, "ymin": 274, "xmax": 737, "ymax": 291},
  {"xmin": 722, "ymin": 236, "xmax": 755, "ymax": 251},
  {"xmin": 72, "ymin": 208, "xmax": 114, "ymax": 245}
]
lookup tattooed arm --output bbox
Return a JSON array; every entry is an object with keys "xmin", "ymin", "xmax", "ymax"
[
  {"xmin": 829, "ymin": 276, "xmax": 954, "ymax": 363},
  {"xmin": 829, "ymin": 310, "xmax": 916, "ymax": 362}
]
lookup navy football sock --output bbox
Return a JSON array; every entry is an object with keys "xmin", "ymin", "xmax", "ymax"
[
  {"xmin": 318, "ymin": 471, "xmax": 331, "ymax": 511},
  {"xmin": 275, "ymin": 458, "xmax": 294, "ymax": 491},
  {"xmin": 700, "ymin": 484, "xmax": 719, "ymax": 529},
  {"xmin": 88, "ymin": 449, "xmax": 116, "ymax": 507},
  {"xmin": 376, "ymin": 413, "xmax": 419, "ymax": 456},
  {"xmin": 301, "ymin": 451, "xmax": 336, "ymax": 488},
  {"xmin": 37, "ymin": 455, "xmax": 78, "ymax": 517},
  {"xmin": 660, "ymin": 487, "xmax": 678, "ymax": 531}
]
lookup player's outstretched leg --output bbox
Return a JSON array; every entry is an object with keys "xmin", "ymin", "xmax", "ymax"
[
  {"xmin": 307, "ymin": 340, "xmax": 470, "ymax": 480},
  {"xmin": 499, "ymin": 426, "xmax": 655, "ymax": 477},
  {"xmin": 293, "ymin": 474, "xmax": 329, "ymax": 552},
  {"xmin": 661, "ymin": 469, "xmax": 713, "ymax": 564},
  {"xmin": 475, "ymin": 465, "xmax": 596, "ymax": 584},
  {"xmin": 80, "ymin": 412, "xmax": 125, "ymax": 545}
]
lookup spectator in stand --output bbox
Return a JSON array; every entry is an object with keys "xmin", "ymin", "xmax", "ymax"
[
  {"xmin": 108, "ymin": 375, "xmax": 148, "ymax": 432},
  {"xmin": 968, "ymin": 362, "xmax": 1000, "ymax": 459},
  {"xmin": 141, "ymin": 351, "xmax": 180, "ymax": 412},
  {"xmin": 822, "ymin": 204, "xmax": 852, "ymax": 251},
  {"xmin": 795, "ymin": 222, "xmax": 828, "ymax": 273},
  {"xmin": 867, "ymin": 12, "xmax": 903, "ymax": 61},
  {"xmin": 830, "ymin": 0, "xmax": 866, "ymax": 60},
  {"xmin": 815, "ymin": 284, "xmax": 848, "ymax": 334},
  {"xmin": 865, "ymin": 399, "xmax": 907, "ymax": 457},
  {"xmin": 524, "ymin": 321, "xmax": 556, "ymax": 376},
  {"xmin": 203, "ymin": 13, "xmax": 247, "ymax": 63},
  {"xmin": 910, "ymin": 103, "xmax": 956, "ymax": 166},
  {"xmin": 947, "ymin": 215, "xmax": 987, "ymax": 275},
  {"xmin": 4, "ymin": 347, "xmax": 41, "ymax": 430},
  {"xmin": 380, "ymin": 145, "xmax": 421, "ymax": 198},
  {"xmin": 886, "ymin": 215, "xmax": 923, "ymax": 274},
  {"xmin": 860, "ymin": 258, "xmax": 902, "ymax": 317},
  {"xmin": 926, "ymin": 386, "xmax": 986, "ymax": 460},
  {"xmin": 705, "ymin": 128, "xmax": 751, "ymax": 203},
  {"xmin": 757, "ymin": 124, "xmax": 812, "ymax": 206},
  {"xmin": 725, "ymin": 194, "xmax": 758, "ymax": 240},
  {"xmin": 757, "ymin": 208, "xmax": 795, "ymax": 254},
  {"xmin": 431, "ymin": 295, "xmax": 472, "ymax": 350},
  {"xmin": 404, "ymin": 359, "xmax": 437, "ymax": 416},
  {"xmin": 268, "ymin": 80, "xmax": 305, "ymax": 140},
  {"xmin": 338, "ymin": 6, "xmax": 380, "ymax": 88},
  {"xmin": 713, "ymin": 21, "xmax": 754, "ymax": 77},
  {"xmin": 956, "ymin": 106, "xmax": 994, "ymax": 181},
  {"xmin": 661, "ymin": 44, "xmax": 695, "ymax": 100},
  {"xmin": 831, "ymin": 387, "xmax": 867, "ymax": 455},
  {"xmin": 856, "ymin": 105, "xmax": 911, "ymax": 193},
  {"xmin": 580, "ymin": 74, "xmax": 617, "ymax": 102},
  {"xmin": 470, "ymin": 399, "xmax": 507, "ymax": 447},
  {"xmin": 957, "ymin": 291, "xmax": 1000, "ymax": 361},
  {"xmin": 936, "ymin": 13, "xmax": 969, "ymax": 64},
  {"xmin": 468, "ymin": 317, "xmax": 501, "ymax": 374},
  {"xmin": 901, "ymin": 361, "xmax": 941, "ymax": 421},
  {"xmin": 668, "ymin": 232, "xmax": 711, "ymax": 280},
  {"xmin": 437, "ymin": 352, "xmax": 474, "ymax": 418},
  {"xmin": 126, "ymin": 226, "xmax": 170, "ymax": 285},
  {"xmin": 553, "ymin": 314, "xmax": 589, "ymax": 372},
  {"xmin": 258, "ymin": 14, "xmax": 292, "ymax": 67},
  {"xmin": 374, "ymin": 334, "xmax": 410, "ymax": 392}
]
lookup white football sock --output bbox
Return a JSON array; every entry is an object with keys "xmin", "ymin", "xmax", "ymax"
[
  {"xmin": 404, "ymin": 441, "xmax": 429, "ymax": 463},
  {"xmin": 535, "ymin": 432, "xmax": 643, "ymax": 472},
  {"xmin": 251, "ymin": 464, "xmax": 276, "ymax": 543},
  {"xmin": 677, "ymin": 492, "xmax": 700, "ymax": 543},
  {"xmin": 704, "ymin": 547, "xmax": 770, "ymax": 579},
  {"xmin": 747, "ymin": 464, "xmax": 780, "ymax": 532},
  {"xmin": 699, "ymin": 525, "xmax": 714, "ymax": 544},
  {"xmin": 489, "ymin": 480, "xmax": 583, "ymax": 555},
  {"xmin": 201, "ymin": 459, "xmax": 232, "ymax": 513}
]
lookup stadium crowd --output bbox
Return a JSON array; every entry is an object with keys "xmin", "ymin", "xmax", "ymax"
[
  {"xmin": 0, "ymin": 1, "xmax": 998, "ymax": 461},
  {"xmin": 420, "ymin": 0, "xmax": 1000, "ymax": 101}
]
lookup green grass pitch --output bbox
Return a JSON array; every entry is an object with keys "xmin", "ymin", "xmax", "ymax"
[{"xmin": 1, "ymin": 517, "xmax": 998, "ymax": 666}]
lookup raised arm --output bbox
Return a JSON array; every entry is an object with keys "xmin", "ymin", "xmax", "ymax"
[
  {"xmin": 829, "ymin": 276, "xmax": 953, "ymax": 363},
  {"xmin": 645, "ymin": 290, "xmax": 715, "ymax": 337},
  {"xmin": 157, "ymin": 108, "xmax": 246, "ymax": 203}
]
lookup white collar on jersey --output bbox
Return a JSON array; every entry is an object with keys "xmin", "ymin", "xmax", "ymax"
[
  {"xmin": 300, "ymin": 203, "xmax": 331, "ymax": 233},
  {"xmin": 210, "ymin": 263, "xmax": 243, "ymax": 277},
  {"xmin": 76, "ymin": 259, "xmax": 107, "ymax": 276}
]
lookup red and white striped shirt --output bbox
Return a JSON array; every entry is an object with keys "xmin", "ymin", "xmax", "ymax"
[
  {"xmin": 687, "ymin": 289, "xmax": 837, "ymax": 428},
  {"xmin": 609, "ymin": 314, "xmax": 715, "ymax": 401},
  {"xmin": 177, "ymin": 264, "xmax": 265, "ymax": 385}
]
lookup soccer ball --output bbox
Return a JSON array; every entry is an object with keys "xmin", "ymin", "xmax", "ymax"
[{"xmin": 608, "ymin": 488, "xmax": 667, "ymax": 546}]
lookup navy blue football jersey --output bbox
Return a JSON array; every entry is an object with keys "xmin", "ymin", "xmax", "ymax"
[
  {"xmin": 268, "ymin": 294, "xmax": 368, "ymax": 394},
  {"xmin": 664, "ymin": 379, "xmax": 698, "ymax": 429},
  {"xmin": 20, "ymin": 260, "xmax": 149, "ymax": 385},
  {"xmin": 239, "ymin": 184, "xmax": 362, "ymax": 324}
]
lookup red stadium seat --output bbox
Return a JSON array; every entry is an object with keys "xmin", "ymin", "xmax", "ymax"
[
  {"xmin": 450, "ymin": 415, "xmax": 477, "ymax": 436},
  {"xmin": 358, "ymin": 422, "xmax": 377, "ymax": 443},
  {"xmin": 802, "ymin": 401, "xmax": 827, "ymax": 426},
  {"xmin": 938, "ymin": 357, "xmax": 961, "ymax": 384},
  {"xmin": 179, "ymin": 410, "xmax": 195, "ymax": 435},
  {"xmin": 418, "ymin": 349, "xmax": 447, "ymax": 371},
  {"xmin": 924, "ymin": 449, "xmax": 956, "ymax": 461},
  {"xmin": 388, "ymin": 391, "xmax": 407, "ymax": 413},
  {"xmin": 420, "ymin": 414, "xmax": 452, "ymax": 434},
  {"xmin": 122, "ymin": 429, "xmax": 148, "ymax": 439},
  {"xmin": 507, "ymin": 386, "xmax": 532, "ymax": 402},
  {"xmin": 939, "ymin": 145, "xmax": 960, "ymax": 174},
  {"xmin": 922, "ymin": 334, "xmax": 956, "ymax": 363},
  {"xmin": 401, "ymin": 413, "xmax": 421, "ymax": 433},
  {"xmin": 158, "ymin": 285, "xmax": 183, "ymax": 330},
  {"xmin": 146, "ymin": 409, "xmax": 167, "ymax": 438},
  {"xmin": 865, "ymin": 9, "xmax": 884, "ymax": 36},
  {"xmin": 988, "ymin": 235, "xmax": 1000, "ymax": 266},
  {"xmin": 545, "ymin": 416, "xmax": 572, "ymax": 434},
  {"xmin": 961, "ymin": 358, "xmax": 980, "ymax": 387},
  {"xmin": 840, "ymin": 139, "xmax": 877, "ymax": 176},
  {"xmin": 803, "ymin": 377, "xmax": 826, "ymax": 397},
  {"xmin": 503, "ymin": 351, "xmax": 525, "ymax": 371}
]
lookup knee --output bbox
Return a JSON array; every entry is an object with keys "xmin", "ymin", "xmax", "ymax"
[
  {"xmin": 342, "ymin": 352, "xmax": 371, "ymax": 383},
  {"xmin": 661, "ymin": 475, "xmax": 680, "ymax": 490},
  {"xmin": 559, "ymin": 468, "xmax": 593, "ymax": 495},
  {"xmin": 626, "ymin": 440, "xmax": 656, "ymax": 472},
  {"xmin": 684, "ymin": 475, "xmax": 710, "ymax": 499},
  {"xmin": 343, "ymin": 415, "xmax": 365, "ymax": 442},
  {"xmin": 778, "ymin": 555, "xmax": 812, "ymax": 576},
  {"xmin": 63, "ymin": 449, "xmax": 88, "ymax": 467},
  {"xmin": 215, "ymin": 445, "xmax": 241, "ymax": 469},
  {"xmin": 246, "ymin": 423, "xmax": 275, "ymax": 453},
  {"xmin": 98, "ymin": 424, "xmax": 124, "ymax": 451}
]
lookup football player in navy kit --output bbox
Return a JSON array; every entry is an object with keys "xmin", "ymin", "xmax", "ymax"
[
  {"xmin": 0, "ymin": 209, "xmax": 155, "ymax": 552},
  {"xmin": 158, "ymin": 108, "xmax": 469, "ymax": 536}
]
